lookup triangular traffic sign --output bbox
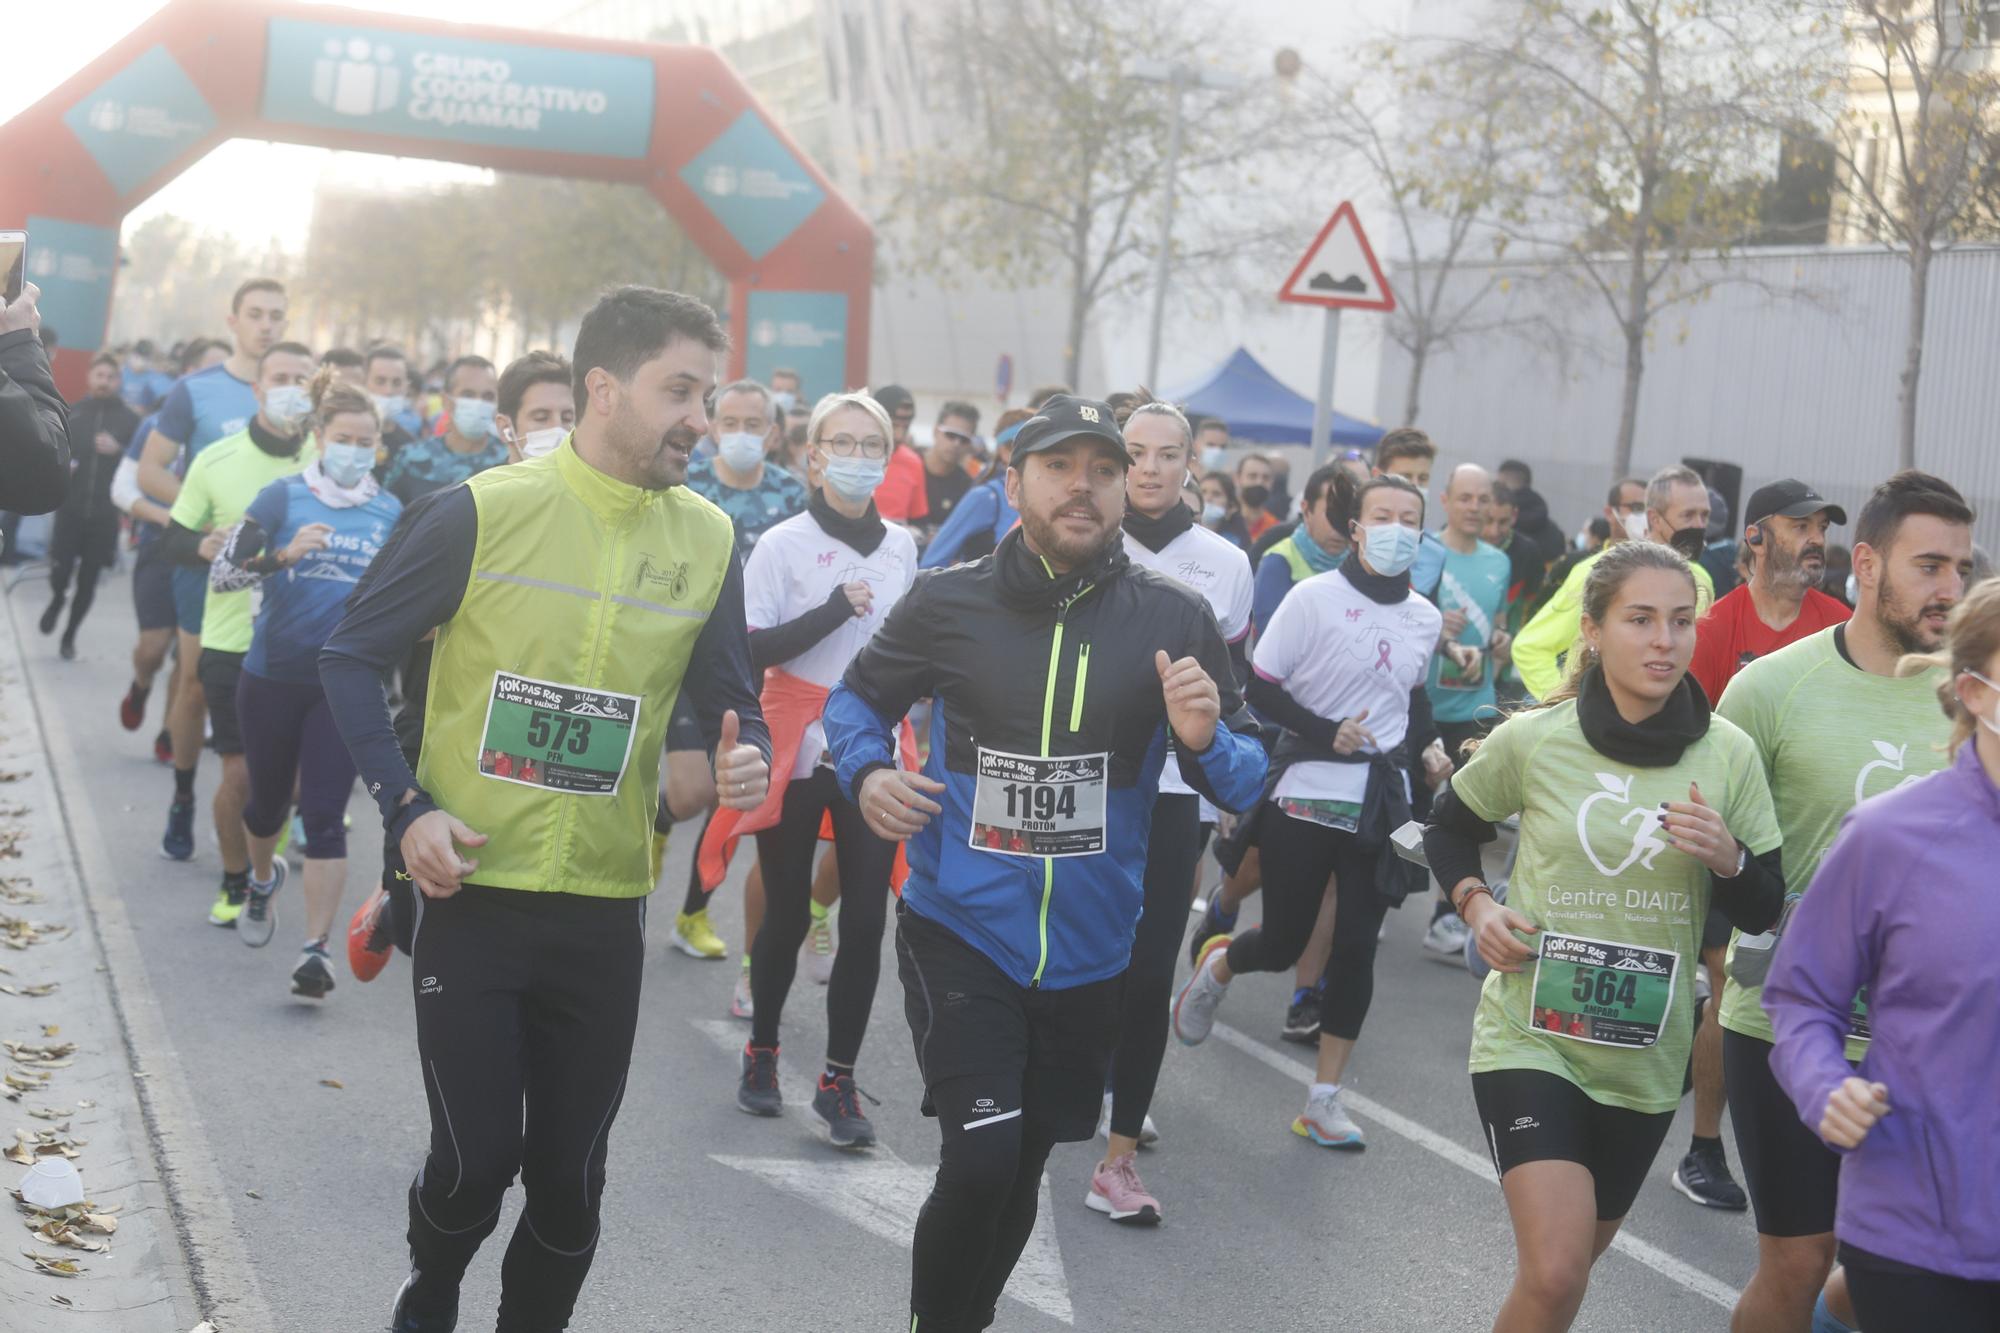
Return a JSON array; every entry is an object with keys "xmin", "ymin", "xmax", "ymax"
[{"xmin": 1277, "ymin": 201, "xmax": 1396, "ymax": 312}]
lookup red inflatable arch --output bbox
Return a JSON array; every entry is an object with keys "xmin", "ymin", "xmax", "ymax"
[{"xmin": 0, "ymin": 0, "xmax": 873, "ymax": 399}]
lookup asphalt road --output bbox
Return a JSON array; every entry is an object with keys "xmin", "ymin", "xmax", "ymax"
[{"xmin": 14, "ymin": 563, "xmax": 1763, "ymax": 1332}]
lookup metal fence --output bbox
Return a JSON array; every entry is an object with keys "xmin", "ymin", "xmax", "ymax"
[{"xmin": 1374, "ymin": 244, "xmax": 2000, "ymax": 552}]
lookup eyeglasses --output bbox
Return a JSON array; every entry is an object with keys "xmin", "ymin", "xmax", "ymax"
[{"xmin": 821, "ymin": 433, "xmax": 890, "ymax": 459}]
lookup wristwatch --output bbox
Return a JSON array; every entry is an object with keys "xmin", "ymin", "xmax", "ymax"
[{"xmin": 1723, "ymin": 842, "xmax": 1747, "ymax": 879}]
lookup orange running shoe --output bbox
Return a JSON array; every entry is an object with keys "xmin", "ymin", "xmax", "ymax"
[{"xmin": 346, "ymin": 886, "xmax": 395, "ymax": 982}]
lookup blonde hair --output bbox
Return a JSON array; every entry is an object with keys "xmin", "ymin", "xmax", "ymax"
[
  {"xmin": 309, "ymin": 363, "xmax": 379, "ymax": 433},
  {"xmin": 1897, "ymin": 577, "xmax": 2000, "ymax": 755},
  {"xmin": 807, "ymin": 391, "xmax": 893, "ymax": 446}
]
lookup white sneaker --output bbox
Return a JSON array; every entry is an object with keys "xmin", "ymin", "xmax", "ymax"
[
  {"xmin": 1094, "ymin": 1092, "xmax": 1160, "ymax": 1147},
  {"xmin": 802, "ymin": 910, "xmax": 836, "ymax": 985},
  {"xmin": 730, "ymin": 969, "xmax": 754, "ymax": 1021},
  {"xmin": 1293, "ymin": 1085, "xmax": 1365, "ymax": 1150},
  {"xmin": 1170, "ymin": 939, "xmax": 1230, "ymax": 1047},
  {"xmin": 1423, "ymin": 913, "xmax": 1470, "ymax": 958}
]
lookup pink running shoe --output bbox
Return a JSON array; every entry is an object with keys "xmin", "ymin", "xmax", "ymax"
[{"xmin": 1086, "ymin": 1151, "xmax": 1162, "ymax": 1226}]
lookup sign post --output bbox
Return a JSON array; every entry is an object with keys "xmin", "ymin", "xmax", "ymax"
[{"xmin": 1276, "ymin": 200, "xmax": 1396, "ymax": 469}]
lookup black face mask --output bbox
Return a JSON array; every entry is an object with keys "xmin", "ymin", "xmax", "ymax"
[
  {"xmin": 1240, "ymin": 485, "xmax": 1270, "ymax": 511},
  {"xmin": 1669, "ymin": 526, "xmax": 1707, "ymax": 560}
]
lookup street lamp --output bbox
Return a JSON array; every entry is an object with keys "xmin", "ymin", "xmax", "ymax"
[{"xmin": 1128, "ymin": 59, "xmax": 1244, "ymax": 393}]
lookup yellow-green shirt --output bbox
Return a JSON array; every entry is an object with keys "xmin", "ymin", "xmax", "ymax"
[
  {"xmin": 1515, "ymin": 549, "xmax": 1714, "ymax": 700},
  {"xmin": 167, "ymin": 428, "xmax": 315, "ymax": 653}
]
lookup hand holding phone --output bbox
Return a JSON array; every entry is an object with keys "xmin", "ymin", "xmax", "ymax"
[{"xmin": 0, "ymin": 232, "xmax": 37, "ymax": 337}]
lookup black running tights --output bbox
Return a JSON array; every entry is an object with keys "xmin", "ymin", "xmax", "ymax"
[{"xmin": 1107, "ymin": 793, "xmax": 1202, "ymax": 1137}]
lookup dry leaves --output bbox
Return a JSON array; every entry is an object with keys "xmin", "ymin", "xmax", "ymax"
[
  {"xmin": 5, "ymin": 1041, "xmax": 74, "ymax": 1067},
  {"xmin": 0, "ymin": 914, "xmax": 69, "ymax": 950},
  {"xmin": 23, "ymin": 1248, "xmax": 83, "ymax": 1277},
  {"xmin": 319, "ymin": 1078, "xmax": 343, "ymax": 1089},
  {"xmin": 0, "ymin": 878, "xmax": 37, "ymax": 906},
  {"xmin": 4, "ymin": 1127, "xmax": 87, "ymax": 1165},
  {"xmin": 0, "ymin": 983, "xmax": 58, "ymax": 999}
]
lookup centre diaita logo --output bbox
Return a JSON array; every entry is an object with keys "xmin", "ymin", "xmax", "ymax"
[
  {"xmin": 310, "ymin": 35, "xmax": 615, "ymax": 130},
  {"xmin": 1854, "ymin": 740, "xmax": 1924, "ymax": 805},
  {"xmin": 1576, "ymin": 772, "xmax": 1669, "ymax": 878}
]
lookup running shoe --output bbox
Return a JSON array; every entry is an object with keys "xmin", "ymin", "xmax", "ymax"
[
  {"xmin": 802, "ymin": 909, "xmax": 836, "ymax": 985},
  {"xmin": 812, "ymin": 1071, "xmax": 877, "ymax": 1149},
  {"xmin": 347, "ymin": 887, "xmax": 394, "ymax": 982},
  {"xmin": 737, "ymin": 1045, "xmax": 783, "ymax": 1117},
  {"xmin": 58, "ymin": 633, "xmax": 76, "ymax": 662},
  {"xmin": 1423, "ymin": 913, "xmax": 1471, "ymax": 960},
  {"xmin": 1281, "ymin": 989, "xmax": 1321, "ymax": 1045},
  {"xmin": 161, "ymin": 798, "xmax": 196, "ymax": 861},
  {"xmin": 670, "ymin": 909, "xmax": 727, "ymax": 960},
  {"xmin": 730, "ymin": 969, "xmax": 755, "ymax": 1021},
  {"xmin": 153, "ymin": 729, "xmax": 173, "ymax": 766},
  {"xmin": 1187, "ymin": 898, "xmax": 1238, "ymax": 969},
  {"xmin": 37, "ymin": 595, "xmax": 63, "ymax": 636},
  {"xmin": 1671, "ymin": 1145, "xmax": 1749, "ymax": 1211},
  {"xmin": 207, "ymin": 883, "xmax": 245, "ymax": 928},
  {"xmin": 238, "ymin": 860, "xmax": 286, "ymax": 949},
  {"xmin": 119, "ymin": 683, "xmax": 149, "ymax": 732},
  {"xmin": 1093, "ymin": 1092, "xmax": 1160, "ymax": 1148},
  {"xmin": 389, "ymin": 1269, "xmax": 459, "ymax": 1333},
  {"xmin": 1171, "ymin": 935, "xmax": 1231, "ymax": 1047},
  {"xmin": 1812, "ymin": 1290, "xmax": 1857, "ymax": 1333},
  {"xmin": 1293, "ymin": 1086, "xmax": 1366, "ymax": 1150},
  {"xmin": 1085, "ymin": 1151, "xmax": 1162, "ymax": 1226},
  {"xmin": 291, "ymin": 940, "xmax": 336, "ymax": 999}
]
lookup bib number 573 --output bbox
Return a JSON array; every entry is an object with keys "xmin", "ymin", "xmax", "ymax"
[{"xmin": 526, "ymin": 709, "xmax": 592, "ymax": 757}]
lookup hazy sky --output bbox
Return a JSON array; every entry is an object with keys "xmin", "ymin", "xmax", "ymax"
[{"xmin": 10, "ymin": 1, "xmax": 563, "ymax": 247}]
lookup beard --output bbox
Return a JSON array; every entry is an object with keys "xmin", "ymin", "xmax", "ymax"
[
  {"xmin": 1762, "ymin": 538, "xmax": 1825, "ymax": 597},
  {"xmin": 1020, "ymin": 496, "xmax": 1119, "ymax": 570},
  {"xmin": 1875, "ymin": 566, "xmax": 1954, "ymax": 655},
  {"xmin": 615, "ymin": 400, "xmax": 701, "ymax": 490}
]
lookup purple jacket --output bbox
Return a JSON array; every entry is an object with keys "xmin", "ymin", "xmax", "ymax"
[{"xmin": 1766, "ymin": 741, "xmax": 2000, "ymax": 1280}]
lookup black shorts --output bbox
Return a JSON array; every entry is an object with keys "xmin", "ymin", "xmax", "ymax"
[
  {"xmin": 1725, "ymin": 1028, "xmax": 1844, "ymax": 1237},
  {"xmin": 665, "ymin": 695, "xmax": 705, "ymax": 753},
  {"xmin": 1701, "ymin": 906, "xmax": 1733, "ymax": 955},
  {"xmin": 197, "ymin": 649, "xmax": 246, "ymax": 755},
  {"xmin": 895, "ymin": 901, "xmax": 1121, "ymax": 1143},
  {"xmin": 1472, "ymin": 1068, "xmax": 1676, "ymax": 1221},
  {"xmin": 131, "ymin": 550, "xmax": 178, "ymax": 632}
]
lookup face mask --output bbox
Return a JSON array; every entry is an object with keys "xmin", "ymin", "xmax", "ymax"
[
  {"xmin": 1357, "ymin": 522, "xmax": 1421, "ymax": 577},
  {"xmin": 823, "ymin": 456, "xmax": 886, "ymax": 504},
  {"xmin": 452, "ymin": 397, "xmax": 497, "ymax": 440},
  {"xmin": 772, "ymin": 391, "xmax": 797, "ymax": 413},
  {"xmin": 1621, "ymin": 510, "xmax": 1650, "ymax": 543},
  {"xmin": 717, "ymin": 431, "xmax": 765, "ymax": 472},
  {"xmin": 1201, "ymin": 447, "xmax": 1226, "ymax": 473},
  {"xmin": 1202, "ymin": 502, "xmax": 1226, "ymax": 525},
  {"xmin": 263, "ymin": 384, "xmax": 312, "ymax": 432},
  {"xmin": 372, "ymin": 393, "xmax": 408, "ymax": 419},
  {"xmin": 1669, "ymin": 526, "xmax": 1707, "ymax": 560},
  {"xmin": 320, "ymin": 441, "xmax": 375, "ymax": 488},
  {"xmin": 1965, "ymin": 671, "xmax": 2000, "ymax": 738},
  {"xmin": 518, "ymin": 427, "xmax": 566, "ymax": 460},
  {"xmin": 1240, "ymin": 484, "xmax": 1270, "ymax": 511}
]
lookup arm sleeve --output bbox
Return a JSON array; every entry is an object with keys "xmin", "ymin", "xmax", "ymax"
[
  {"xmin": 919, "ymin": 486, "xmax": 996, "ymax": 569},
  {"xmin": 1407, "ymin": 680, "xmax": 1438, "ymax": 754},
  {"xmin": 318, "ymin": 487, "xmax": 476, "ymax": 835},
  {"xmin": 1512, "ymin": 561, "xmax": 1585, "ymax": 700},
  {"xmin": 1251, "ymin": 555, "xmax": 1292, "ymax": 640},
  {"xmin": 155, "ymin": 520, "xmax": 209, "ymax": 568},
  {"xmin": 0, "ymin": 330, "xmax": 71, "ymax": 516},
  {"xmin": 1423, "ymin": 778, "xmax": 1497, "ymax": 893},
  {"xmin": 826, "ymin": 575, "xmax": 939, "ymax": 801},
  {"xmin": 1714, "ymin": 845, "xmax": 1785, "ymax": 935},
  {"xmin": 110, "ymin": 455, "xmax": 144, "ymax": 514},
  {"xmin": 1245, "ymin": 673, "xmax": 1339, "ymax": 747},
  {"xmin": 1172, "ymin": 602, "xmax": 1269, "ymax": 813},
  {"xmin": 224, "ymin": 481, "xmax": 289, "ymax": 574},
  {"xmin": 749, "ymin": 589, "xmax": 857, "ymax": 673},
  {"xmin": 1763, "ymin": 821, "xmax": 1881, "ymax": 1149},
  {"xmin": 679, "ymin": 555, "xmax": 772, "ymax": 763}
]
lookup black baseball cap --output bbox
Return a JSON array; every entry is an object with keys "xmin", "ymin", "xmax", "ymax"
[
  {"xmin": 870, "ymin": 384, "xmax": 914, "ymax": 417},
  {"xmin": 1745, "ymin": 479, "xmax": 1847, "ymax": 528},
  {"xmin": 1009, "ymin": 394, "xmax": 1129, "ymax": 469}
]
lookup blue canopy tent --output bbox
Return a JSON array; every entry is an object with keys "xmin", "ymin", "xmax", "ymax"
[{"xmin": 1168, "ymin": 347, "xmax": 1382, "ymax": 448}]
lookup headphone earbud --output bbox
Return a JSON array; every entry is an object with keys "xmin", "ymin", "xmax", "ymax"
[{"xmin": 1746, "ymin": 528, "xmax": 1762, "ymax": 547}]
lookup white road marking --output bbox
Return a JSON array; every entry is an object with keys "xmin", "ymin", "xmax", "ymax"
[{"xmin": 1208, "ymin": 1021, "xmax": 1739, "ymax": 1312}]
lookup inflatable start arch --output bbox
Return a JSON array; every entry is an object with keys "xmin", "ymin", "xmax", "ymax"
[{"xmin": 0, "ymin": 0, "xmax": 873, "ymax": 398}]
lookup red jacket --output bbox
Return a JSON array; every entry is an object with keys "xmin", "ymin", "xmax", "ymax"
[{"xmin": 875, "ymin": 445, "xmax": 929, "ymax": 523}]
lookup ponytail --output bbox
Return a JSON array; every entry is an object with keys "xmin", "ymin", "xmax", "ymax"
[{"xmin": 309, "ymin": 363, "xmax": 378, "ymax": 431}]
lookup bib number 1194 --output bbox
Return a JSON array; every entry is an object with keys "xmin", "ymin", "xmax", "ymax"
[{"xmin": 970, "ymin": 747, "xmax": 1108, "ymax": 858}]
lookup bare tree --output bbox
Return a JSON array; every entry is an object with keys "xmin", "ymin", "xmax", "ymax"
[
  {"xmin": 1462, "ymin": 0, "xmax": 1787, "ymax": 478},
  {"xmin": 889, "ymin": 0, "xmax": 1283, "ymax": 387},
  {"xmin": 1793, "ymin": 0, "xmax": 2000, "ymax": 469}
]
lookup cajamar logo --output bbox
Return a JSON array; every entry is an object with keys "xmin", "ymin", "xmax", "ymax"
[{"xmin": 636, "ymin": 554, "xmax": 690, "ymax": 600}]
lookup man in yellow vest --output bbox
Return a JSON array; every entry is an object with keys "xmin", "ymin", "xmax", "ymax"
[{"xmin": 321, "ymin": 286, "xmax": 771, "ymax": 1333}]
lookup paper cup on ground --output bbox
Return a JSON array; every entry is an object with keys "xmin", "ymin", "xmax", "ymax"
[{"xmin": 20, "ymin": 1157, "xmax": 84, "ymax": 1208}]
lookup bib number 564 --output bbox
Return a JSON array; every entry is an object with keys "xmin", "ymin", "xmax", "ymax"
[{"xmin": 1572, "ymin": 968, "xmax": 1639, "ymax": 1009}]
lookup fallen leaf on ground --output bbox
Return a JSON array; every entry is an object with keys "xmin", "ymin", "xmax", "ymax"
[
  {"xmin": 319, "ymin": 1078, "xmax": 343, "ymax": 1089},
  {"xmin": 23, "ymin": 1248, "xmax": 83, "ymax": 1276},
  {"xmin": 244, "ymin": 1190, "xmax": 260, "ymax": 1200},
  {"xmin": 24, "ymin": 1107, "xmax": 70, "ymax": 1121}
]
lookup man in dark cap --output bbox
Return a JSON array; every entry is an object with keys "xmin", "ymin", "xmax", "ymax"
[
  {"xmin": 1689, "ymin": 478, "xmax": 1851, "ymax": 704},
  {"xmin": 870, "ymin": 383, "xmax": 927, "ymax": 524}
]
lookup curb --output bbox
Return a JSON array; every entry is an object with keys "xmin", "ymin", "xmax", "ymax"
[{"xmin": 4, "ymin": 589, "xmax": 275, "ymax": 1331}]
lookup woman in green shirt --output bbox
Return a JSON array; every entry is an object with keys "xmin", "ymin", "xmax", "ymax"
[{"xmin": 1423, "ymin": 539, "xmax": 1786, "ymax": 1332}]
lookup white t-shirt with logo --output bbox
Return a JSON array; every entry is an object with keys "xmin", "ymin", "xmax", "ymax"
[
  {"xmin": 743, "ymin": 512, "xmax": 919, "ymax": 778},
  {"xmin": 1123, "ymin": 524, "xmax": 1255, "ymax": 801},
  {"xmin": 1253, "ymin": 566, "xmax": 1442, "ymax": 805}
]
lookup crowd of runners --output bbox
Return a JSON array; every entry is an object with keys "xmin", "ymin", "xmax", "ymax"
[{"xmin": 4, "ymin": 268, "xmax": 1996, "ymax": 1333}]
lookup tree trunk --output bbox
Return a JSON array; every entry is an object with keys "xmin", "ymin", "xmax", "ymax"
[
  {"xmin": 1897, "ymin": 240, "xmax": 1930, "ymax": 472},
  {"xmin": 1402, "ymin": 337, "xmax": 1428, "ymax": 425},
  {"xmin": 1064, "ymin": 204, "xmax": 1092, "ymax": 389}
]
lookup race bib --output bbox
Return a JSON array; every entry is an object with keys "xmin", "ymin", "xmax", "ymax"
[
  {"xmin": 1847, "ymin": 986, "xmax": 1871, "ymax": 1042},
  {"xmin": 1277, "ymin": 796, "xmax": 1361, "ymax": 832},
  {"xmin": 1530, "ymin": 932, "xmax": 1679, "ymax": 1049},
  {"xmin": 969, "ymin": 748, "xmax": 1107, "ymax": 857},
  {"xmin": 477, "ymin": 672, "xmax": 641, "ymax": 797}
]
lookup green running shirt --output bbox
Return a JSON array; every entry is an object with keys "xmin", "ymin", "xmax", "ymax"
[
  {"xmin": 1453, "ymin": 699, "xmax": 1780, "ymax": 1113},
  {"xmin": 167, "ymin": 429, "xmax": 315, "ymax": 653}
]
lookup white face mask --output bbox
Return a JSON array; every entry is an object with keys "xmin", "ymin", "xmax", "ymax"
[
  {"xmin": 717, "ymin": 431, "xmax": 765, "ymax": 472},
  {"xmin": 452, "ymin": 397, "xmax": 497, "ymax": 440},
  {"xmin": 262, "ymin": 383, "xmax": 312, "ymax": 432},
  {"xmin": 1621, "ymin": 510, "xmax": 1650, "ymax": 543},
  {"xmin": 372, "ymin": 393, "xmax": 408, "ymax": 419},
  {"xmin": 1963, "ymin": 670, "xmax": 2000, "ymax": 738},
  {"xmin": 518, "ymin": 427, "xmax": 566, "ymax": 459},
  {"xmin": 1201, "ymin": 502, "xmax": 1226, "ymax": 525}
]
